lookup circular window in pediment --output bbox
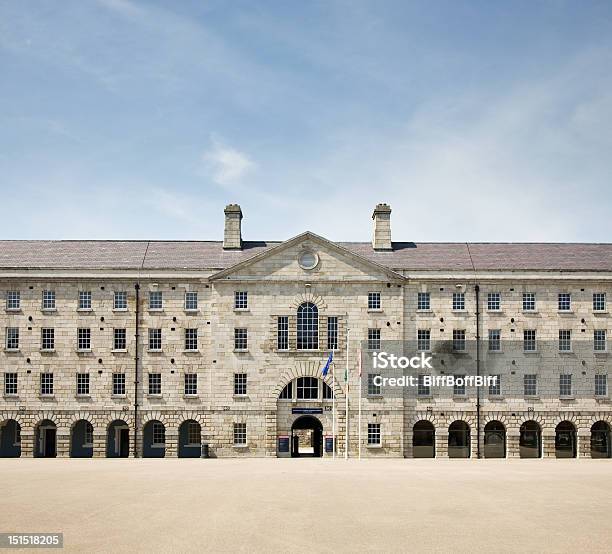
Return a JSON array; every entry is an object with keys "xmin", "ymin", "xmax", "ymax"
[{"xmin": 298, "ymin": 250, "xmax": 319, "ymax": 270}]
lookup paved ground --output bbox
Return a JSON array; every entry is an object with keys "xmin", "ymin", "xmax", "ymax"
[{"xmin": 2, "ymin": 458, "xmax": 612, "ymax": 553}]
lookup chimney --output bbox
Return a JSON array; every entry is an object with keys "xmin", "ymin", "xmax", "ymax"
[
  {"xmin": 223, "ymin": 204, "xmax": 243, "ymax": 250},
  {"xmin": 372, "ymin": 203, "xmax": 392, "ymax": 251}
]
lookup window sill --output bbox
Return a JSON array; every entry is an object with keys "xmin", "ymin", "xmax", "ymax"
[
  {"xmin": 524, "ymin": 395, "xmax": 540, "ymax": 400},
  {"xmin": 76, "ymin": 394, "xmax": 91, "ymax": 399},
  {"xmin": 39, "ymin": 394, "xmax": 55, "ymax": 399},
  {"xmin": 183, "ymin": 349, "xmax": 200, "ymax": 354},
  {"xmin": 184, "ymin": 309, "xmax": 200, "ymax": 314},
  {"xmin": 233, "ymin": 394, "xmax": 249, "ymax": 399},
  {"xmin": 488, "ymin": 350, "xmax": 503, "ymax": 354},
  {"xmin": 558, "ymin": 311, "xmax": 574, "ymax": 315},
  {"xmin": 488, "ymin": 396, "xmax": 505, "ymax": 401},
  {"xmin": 76, "ymin": 349, "xmax": 93, "ymax": 354},
  {"xmin": 416, "ymin": 309, "xmax": 433, "ymax": 314},
  {"xmin": 111, "ymin": 394, "xmax": 127, "ymax": 399},
  {"xmin": 3, "ymin": 394, "xmax": 19, "ymax": 399},
  {"xmin": 595, "ymin": 395, "xmax": 609, "ymax": 400},
  {"xmin": 234, "ymin": 308, "xmax": 249, "ymax": 313},
  {"xmin": 147, "ymin": 349, "xmax": 163, "ymax": 353},
  {"xmin": 523, "ymin": 350, "xmax": 539, "ymax": 354},
  {"xmin": 233, "ymin": 444, "xmax": 248, "ymax": 449},
  {"xmin": 41, "ymin": 308, "xmax": 57, "ymax": 313},
  {"xmin": 148, "ymin": 309, "xmax": 164, "ymax": 313},
  {"xmin": 367, "ymin": 443, "xmax": 382, "ymax": 449},
  {"xmin": 593, "ymin": 311, "xmax": 608, "ymax": 315},
  {"xmin": 522, "ymin": 310, "xmax": 538, "ymax": 314},
  {"xmin": 559, "ymin": 396, "xmax": 575, "ymax": 400},
  {"xmin": 367, "ymin": 394, "xmax": 383, "ymax": 399},
  {"xmin": 5, "ymin": 308, "xmax": 22, "ymax": 313},
  {"xmin": 111, "ymin": 349, "xmax": 128, "ymax": 353},
  {"xmin": 147, "ymin": 394, "xmax": 162, "ymax": 398},
  {"xmin": 40, "ymin": 349, "xmax": 56, "ymax": 354},
  {"xmin": 416, "ymin": 395, "xmax": 433, "ymax": 400},
  {"xmin": 4, "ymin": 348, "xmax": 20, "ymax": 353},
  {"xmin": 184, "ymin": 394, "xmax": 199, "ymax": 399},
  {"xmin": 112, "ymin": 308, "xmax": 129, "ymax": 313},
  {"xmin": 487, "ymin": 310, "xmax": 503, "ymax": 314},
  {"xmin": 559, "ymin": 351, "xmax": 574, "ymax": 355},
  {"xmin": 451, "ymin": 310, "xmax": 467, "ymax": 314},
  {"xmin": 233, "ymin": 349, "xmax": 249, "ymax": 353},
  {"xmin": 77, "ymin": 308, "xmax": 93, "ymax": 313},
  {"xmin": 367, "ymin": 308, "xmax": 383, "ymax": 313}
]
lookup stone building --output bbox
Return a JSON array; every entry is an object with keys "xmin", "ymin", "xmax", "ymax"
[{"xmin": 1, "ymin": 203, "xmax": 611, "ymax": 459}]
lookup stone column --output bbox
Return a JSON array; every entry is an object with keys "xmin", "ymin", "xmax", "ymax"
[
  {"xmin": 578, "ymin": 431, "xmax": 591, "ymax": 459},
  {"xmin": 20, "ymin": 429, "xmax": 35, "ymax": 457},
  {"xmin": 435, "ymin": 431, "xmax": 448, "ymax": 458},
  {"xmin": 93, "ymin": 432, "xmax": 106, "ymax": 458},
  {"xmin": 165, "ymin": 430, "xmax": 178, "ymax": 457},
  {"xmin": 56, "ymin": 432, "xmax": 70, "ymax": 458},
  {"xmin": 506, "ymin": 433, "xmax": 520, "ymax": 458},
  {"xmin": 542, "ymin": 433, "xmax": 555, "ymax": 458},
  {"xmin": 265, "ymin": 412, "xmax": 277, "ymax": 457}
]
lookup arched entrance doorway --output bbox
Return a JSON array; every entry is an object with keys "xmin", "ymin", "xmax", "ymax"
[
  {"xmin": 291, "ymin": 416, "xmax": 323, "ymax": 457},
  {"xmin": 143, "ymin": 420, "xmax": 165, "ymax": 458},
  {"xmin": 484, "ymin": 421, "xmax": 506, "ymax": 458},
  {"xmin": 107, "ymin": 420, "xmax": 130, "ymax": 458},
  {"xmin": 413, "ymin": 421, "xmax": 435, "ymax": 458},
  {"xmin": 555, "ymin": 421, "xmax": 577, "ymax": 458},
  {"xmin": 448, "ymin": 421, "xmax": 470, "ymax": 458},
  {"xmin": 520, "ymin": 421, "xmax": 541, "ymax": 458},
  {"xmin": 70, "ymin": 420, "xmax": 93, "ymax": 458},
  {"xmin": 179, "ymin": 420, "xmax": 201, "ymax": 458},
  {"xmin": 591, "ymin": 421, "xmax": 611, "ymax": 458},
  {"xmin": 0, "ymin": 419, "xmax": 21, "ymax": 457},
  {"xmin": 35, "ymin": 420, "xmax": 57, "ymax": 458}
]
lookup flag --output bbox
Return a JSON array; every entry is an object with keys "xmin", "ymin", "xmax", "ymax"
[{"xmin": 322, "ymin": 351, "xmax": 333, "ymax": 376}]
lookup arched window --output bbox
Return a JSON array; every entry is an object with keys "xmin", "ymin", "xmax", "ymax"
[
  {"xmin": 297, "ymin": 302, "xmax": 318, "ymax": 349},
  {"xmin": 278, "ymin": 378, "xmax": 333, "ymax": 401}
]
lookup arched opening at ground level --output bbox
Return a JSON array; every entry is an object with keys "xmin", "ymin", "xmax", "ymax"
[
  {"xmin": 413, "ymin": 421, "xmax": 435, "ymax": 458},
  {"xmin": 0, "ymin": 419, "xmax": 21, "ymax": 457},
  {"xmin": 591, "ymin": 421, "xmax": 611, "ymax": 458},
  {"xmin": 143, "ymin": 420, "xmax": 165, "ymax": 458},
  {"xmin": 71, "ymin": 420, "xmax": 93, "ymax": 458},
  {"xmin": 35, "ymin": 420, "xmax": 57, "ymax": 458},
  {"xmin": 520, "ymin": 421, "xmax": 541, "ymax": 458},
  {"xmin": 448, "ymin": 421, "xmax": 470, "ymax": 458},
  {"xmin": 179, "ymin": 420, "xmax": 201, "ymax": 458},
  {"xmin": 291, "ymin": 416, "xmax": 323, "ymax": 457},
  {"xmin": 555, "ymin": 421, "xmax": 577, "ymax": 458},
  {"xmin": 484, "ymin": 421, "xmax": 506, "ymax": 458},
  {"xmin": 107, "ymin": 420, "xmax": 130, "ymax": 458}
]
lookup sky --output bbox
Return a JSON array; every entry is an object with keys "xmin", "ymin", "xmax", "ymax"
[{"xmin": 1, "ymin": 0, "xmax": 611, "ymax": 243}]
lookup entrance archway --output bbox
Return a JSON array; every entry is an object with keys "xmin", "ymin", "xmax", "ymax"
[
  {"xmin": 179, "ymin": 420, "xmax": 201, "ymax": 458},
  {"xmin": 70, "ymin": 420, "xmax": 94, "ymax": 458},
  {"xmin": 107, "ymin": 420, "xmax": 130, "ymax": 458},
  {"xmin": 413, "ymin": 421, "xmax": 435, "ymax": 458},
  {"xmin": 520, "ymin": 421, "xmax": 541, "ymax": 458},
  {"xmin": 35, "ymin": 420, "xmax": 57, "ymax": 458},
  {"xmin": 143, "ymin": 420, "xmax": 166, "ymax": 458},
  {"xmin": 484, "ymin": 421, "xmax": 506, "ymax": 458},
  {"xmin": 555, "ymin": 421, "xmax": 577, "ymax": 458},
  {"xmin": 591, "ymin": 421, "xmax": 611, "ymax": 458},
  {"xmin": 448, "ymin": 421, "xmax": 470, "ymax": 458},
  {"xmin": 291, "ymin": 416, "xmax": 323, "ymax": 457},
  {"xmin": 0, "ymin": 419, "xmax": 21, "ymax": 458}
]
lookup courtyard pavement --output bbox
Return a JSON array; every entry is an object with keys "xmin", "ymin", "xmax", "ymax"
[{"xmin": 2, "ymin": 458, "xmax": 611, "ymax": 553}]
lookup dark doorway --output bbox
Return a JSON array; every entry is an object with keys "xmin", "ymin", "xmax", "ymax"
[
  {"xmin": 555, "ymin": 421, "xmax": 577, "ymax": 458},
  {"xmin": 107, "ymin": 420, "xmax": 129, "ymax": 458},
  {"xmin": 413, "ymin": 421, "xmax": 435, "ymax": 458},
  {"xmin": 36, "ymin": 420, "xmax": 57, "ymax": 458},
  {"xmin": 71, "ymin": 420, "xmax": 94, "ymax": 458},
  {"xmin": 484, "ymin": 421, "xmax": 506, "ymax": 458},
  {"xmin": 0, "ymin": 419, "xmax": 21, "ymax": 458},
  {"xmin": 520, "ymin": 421, "xmax": 541, "ymax": 458},
  {"xmin": 120, "ymin": 429, "xmax": 129, "ymax": 457},
  {"xmin": 291, "ymin": 416, "xmax": 323, "ymax": 457},
  {"xmin": 448, "ymin": 421, "xmax": 470, "ymax": 458},
  {"xmin": 179, "ymin": 420, "xmax": 202, "ymax": 458},
  {"xmin": 591, "ymin": 421, "xmax": 611, "ymax": 459}
]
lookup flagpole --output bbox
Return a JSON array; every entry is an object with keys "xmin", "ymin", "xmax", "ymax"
[
  {"xmin": 345, "ymin": 326, "xmax": 350, "ymax": 460},
  {"xmin": 358, "ymin": 348, "xmax": 362, "ymax": 460},
  {"xmin": 332, "ymin": 361, "xmax": 336, "ymax": 460}
]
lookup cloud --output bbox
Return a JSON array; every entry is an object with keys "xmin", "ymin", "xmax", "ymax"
[{"xmin": 200, "ymin": 140, "xmax": 255, "ymax": 186}]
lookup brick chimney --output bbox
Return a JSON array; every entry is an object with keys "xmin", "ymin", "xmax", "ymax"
[
  {"xmin": 223, "ymin": 204, "xmax": 243, "ymax": 250},
  {"xmin": 372, "ymin": 203, "xmax": 392, "ymax": 251}
]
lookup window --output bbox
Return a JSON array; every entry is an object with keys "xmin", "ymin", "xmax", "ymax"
[
  {"xmin": 148, "ymin": 328, "xmax": 162, "ymax": 351},
  {"xmin": 234, "ymin": 328, "xmax": 248, "ymax": 350},
  {"xmin": 559, "ymin": 374, "xmax": 572, "ymax": 397},
  {"xmin": 113, "ymin": 291, "xmax": 127, "ymax": 310},
  {"xmin": 327, "ymin": 317, "xmax": 338, "ymax": 350},
  {"xmin": 6, "ymin": 291, "xmax": 20, "ymax": 310},
  {"xmin": 417, "ymin": 374, "xmax": 430, "ymax": 396},
  {"xmin": 233, "ymin": 423, "xmax": 247, "ymax": 445},
  {"xmin": 149, "ymin": 291, "xmax": 163, "ymax": 310},
  {"xmin": 452, "ymin": 292, "xmax": 465, "ymax": 311},
  {"xmin": 523, "ymin": 330, "xmax": 536, "ymax": 352},
  {"xmin": 453, "ymin": 330, "xmax": 466, "ymax": 352},
  {"xmin": 41, "ymin": 373, "xmax": 54, "ymax": 395},
  {"xmin": 487, "ymin": 292, "xmax": 501, "ymax": 311},
  {"xmin": 42, "ymin": 290, "xmax": 56, "ymax": 310},
  {"xmin": 417, "ymin": 292, "xmax": 430, "ymax": 311},
  {"xmin": 113, "ymin": 328, "xmax": 127, "ymax": 350},
  {"xmin": 297, "ymin": 376, "xmax": 318, "ymax": 400},
  {"xmin": 417, "ymin": 329, "xmax": 431, "ymax": 352},
  {"xmin": 78, "ymin": 291, "xmax": 92, "ymax": 310},
  {"xmin": 559, "ymin": 330, "xmax": 571, "ymax": 352},
  {"xmin": 41, "ymin": 328, "xmax": 55, "ymax": 350},
  {"xmin": 77, "ymin": 328, "xmax": 91, "ymax": 351},
  {"xmin": 185, "ymin": 328, "xmax": 198, "ymax": 351},
  {"xmin": 277, "ymin": 317, "xmax": 288, "ymax": 350},
  {"xmin": 4, "ymin": 372, "xmax": 17, "ymax": 395},
  {"xmin": 368, "ymin": 292, "xmax": 381, "ymax": 310},
  {"xmin": 524, "ymin": 374, "xmax": 537, "ymax": 396},
  {"xmin": 522, "ymin": 292, "xmax": 536, "ymax": 311},
  {"xmin": 5, "ymin": 327, "xmax": 19, "ymax": 350},
  {"xmin": 184, "ymin": 373, "xmax": 198, "ymax": 396},
  {"xmin": 489, "ymin": 375, "xmax": 501, "ymax": 396},
  {"xmin": 234, "ymin": 291, "xmax": 248, "ymax": 310},
  {"xmin": 76, "ymin": 373, "xmax": 90, "ymax": 396},
  {"xmin": 297, "ymin": 302, "xmax": 318, "ymax": 349},
  {"xmin": 187, "ymin": 422, "xmax": 200, "ymax": 444},
  {"xmin": 152, "ymin": 422, "xmax": 165, "ymax": 445},
  {"xmin": 594, "ymin": 330, "xmax": 607, "ymax": 352},
  {"xmin": 367, "ymin": 423, "xmax": 381, "ymax": 446},
  {"xmin": 367, "ymin": 373, "xmax": 381, "ymax": 395},
  {"xmin": 185, "ymin": 291, "xmax": 198, "ymax": 311},
  {"xmin": 84, "ymin": 422, "xmax": 93, "ymax": 446},
  {"xmin": 488, "ymin": 330, "xmax": 501, "ymax": 352},
  {"xmin": 595, "ymin": 374, "xmax": 608, "ymax": 397},
  {"xmin": 279, "ymin": 382, "xmax": 293, "ymax": 400},
  {"xmin": 148, "ymin": 373, "xmax": 161, "ymax": 395},
  {"xmin": 453, "ymin": 376, "xmax": 466, "ymax": 396},
  {"xmin": 322, "ymin": 382, "xmax": 334, "ymax": 399},
  {"xmin": 558, "ymin": 293, "xmax": 571, "ymax": 311},
  {"xmin": 593, "ymin": 293, "xmax": 606, "ymax": 312},
  {"xmin": 368, "ymin": 329, "xmax": 381, "ymax": 350},
  {"xmin": 112, "ymin": 373, "xmax": 126, "ymax": 396},
  {"xmin": 234, "ymin": 373, "xmax": 247, "ymax": 396}
]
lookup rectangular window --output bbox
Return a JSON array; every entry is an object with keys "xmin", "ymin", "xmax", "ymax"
[
  {"xmin": 417, "ymin": 292, "xmax": 430, "ymax": 311},
  {"xmin": 452, "ymin": 329, "xmax": 466, "ymax": 351},
  {"xmin": 234, "ymin": 373, "xmax": 247, "ymax": 396},
  {"xmin": 112, "ymin": 373, "xmax": 126, "ymax": 396},
  {"xmin": 185, "ymin": 291, "xmax": 198, "ymax": 311},
  {"xmin": 277, "ymin": 316, "xmax": 289, "ymax": 350},
  {"xmin": 594, "ymin": 330, "xmax": 607, "ymax": 352},
  {"xmin": 488, "ymin": 329, "xmax": 501, "ymax": 352},
  {"xmin": 152, "ymin": 422, "xmax": 165, "ymax": 445},
  {"xmin": 368, "ymin": 292, "xmax": 381, "ymax": 310},
  {"xmin": 417, "ymin": 374, "xmax": 430, "ymax": 397},
  {"xmin": 187, "ymin": 422, "xmax": 200, "ymax": 444},
  {"xmin": 452, "ymin": 292, "xmax": 465, "ymax": 311},
  {"xmin": 41, "ymin": 328, "xmax": 55, "ymax": 351},
  {"xmin": 42, "ymin": 290, "xmax": 56, "ymax": 310},
  {"xmin": 148, "ymin": 328, "xmax": 162, "ymax": 351},
  {"xmin": 84, "ymin": 423, "xmax": 93, "ymax": 446},
  {"xmin": 522, "ymin": 292, "xmax": 536, "ymax": 311},
  {"xmin": 367, "ymin": 328, "xmax": 381, "ymax": 350},
  {"xmin": 327, "ymin": 317, "xmax": 338, "ymax": 350},
  {"xmin": 523, "ymin": 330, "xmax": 536, "ymax": 352},
  {"xmin": 78, "ymin": 291, "xmax": 92, "ymax": 310},
  {"xmin": 185, "ymin": 328, "xmax": 198, "ymax": 351},
  {"xmin": 559, "ymin": 374, "xmax": 572, "ymax": 397},
  {"xmin": 524, "ymin": 374, "xmax": 537, "ymax": 396},
  {"xmin": 593, "ymin": 292, "xmax": 606, "ymax": 312},
  {"xmin": 417, "ymin": 329, "xmax": 431, "ymax": 352},
  {"xmin": 148, "ymin": 373, "xmax": 161, "ymax": 395},
  {"xmin": 5, "ymin": 327, "xmax": 19, "ymax": 350},
  {"xmin": 184, "ymin": 373, "xmax": 198, "ymax": 396},
  {"xmin": 367, "ymin": 373, "xmax": 381, "ymax": 395},
  {"xmin": 595, "ymin": 374, "xmax": 608, "ymax": 397},
  {"xmin": 487, "ymin": 292, "xmax": 501, "ymax": 311},
  {"xmin": 4, "ymin": 372, "xmax": 18, "ymax": 395},
  {"xmin": 297, "ymin": 376, "xmax": 318, "ymax": 400},
  {"xmin": 41, "ymin": 373, "xmax": 54, "ymax": 395},
  {"xmin": 113, "ymin": 291, "xmax": 127, "ymax": 310},
  {"xmin": 234, "ymin": 291, "xmax": 248, "ymax": 310},
  {"xmin": 77, "ymin": 328, "xmax": 91, "ymax": 351},
  {"xmin": 233, "ymin": 423, "xmax": 247, "ymax": 445},
  {"xmin": 6, "ymin": 291, "xmax": 20, "ymax": 310},
  {"xmin": 453, "ymin": 375, "xmax": 466, "ymax": 396},
  {"xmin": 559, "ymin": 329, "xmax": 572, "ymax": 352},
  {"xmin": 367, "ymin": 423, "xmax": 381, "ymax": 446},
  {"xmin": 149, "ymin": 291, "xmax": 163, "ymax": 310},
  {"xmin": 489, "ymin": 375, "xmax": 501, "ymax": 396},
  {"xmin": 558, "ymin": 293, "xmax": 571, "ymax": 311},
  {"xmin": 76, "ymin": 373, "xmax": 90, "ymax": 396},
  {"xmin": 234, "ymin": 328, "xmax": 248, "ymax": 350},
  {"xmin": 113, "ymin": 328, "xmax": 127, "ymax": 350}
]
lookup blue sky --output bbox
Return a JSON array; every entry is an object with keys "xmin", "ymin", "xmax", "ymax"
[{"xmin": 1, "ymin": 0, "xmax": 611, "ymax": 242}]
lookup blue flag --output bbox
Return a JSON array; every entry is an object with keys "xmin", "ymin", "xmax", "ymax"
[{"xmin": 322, "ymin": 351, "xmax": 333, "ymax": 376}]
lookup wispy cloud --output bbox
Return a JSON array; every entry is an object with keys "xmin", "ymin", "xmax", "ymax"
[{"xmin": 200, "ymin": 139, "xmax": 256, "ymax": 186}]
